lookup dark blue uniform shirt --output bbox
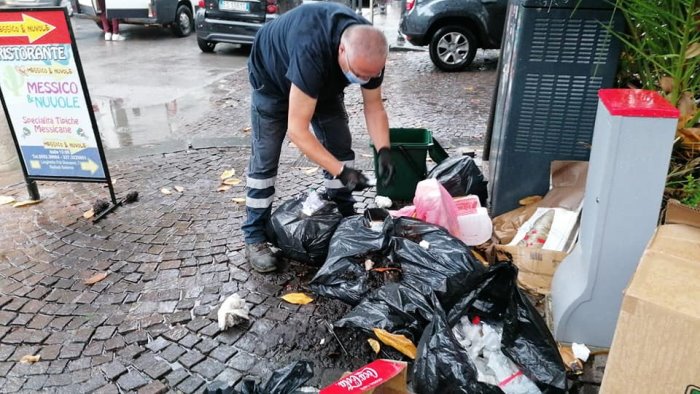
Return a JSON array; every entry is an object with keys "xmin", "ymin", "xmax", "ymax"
[{"xmin": 248, "ymin": 2, "xmax": 384, "ymax": 103}]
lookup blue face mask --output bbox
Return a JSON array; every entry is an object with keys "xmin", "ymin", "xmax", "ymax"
[{"xmin": 344, "ymin": 70, "xmax": 370, "ymax": 85}]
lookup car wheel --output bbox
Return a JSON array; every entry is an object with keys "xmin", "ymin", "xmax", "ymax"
[
  {"xmin": 429, "ymin": 26, "xmax": 477, "ymax": 72},
  {"xmin": 172, "ymin": 4, "xmax": 194, "ymax": 37},
  {"xmin": 198, "ymin": 37, "xmax": 216, "ymax": 53}
]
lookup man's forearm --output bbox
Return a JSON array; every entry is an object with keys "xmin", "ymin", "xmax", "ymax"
[
  {"xmin": 287, "ymin": 127, "xmax": 344, "ymax": 176},
  {"xmin": 365, "ymin": 107, "xmax": 390, "ymax": 150}
]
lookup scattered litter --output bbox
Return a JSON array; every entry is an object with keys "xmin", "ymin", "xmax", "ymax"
[
  {"xmin": 217, "ymin": 293, "xmax": 249, "ymax": 331},
  {"xmin": 373, "ymin": 328, "xmax": 417, "ymax": 359},
  {"xmin": 92, "ymin": 199, "xmax": 110, "ymax": 216},
  {"xmin": 124, "ymin": 191, "xmax": 139, "ymax": 204},
  {"xmin": 517, "ymin": 209, "xmax": 554, "ymax": 248},
  {"xmin": 280, "ymin": 293, "xmax": 314, "ymax": 305},
  {"xmin": 160, "ymin": 188, "xmax": 172, "ymax": 195},
  {"xmin": 223, "ymin": 178, "xmax": 242, "ymax": 186},
  {"xmin": 19, "ymin": 355, "xmax": 40, "ymax": 364},
  {"xmin": 13, "ymin": 199, "xmax": 42, "ymax": 208},
  {"xmin": 419, "ymin": 240, "xmax": 430, "ymax": 250},
  {"xmin": 364, "ymin": 259, "xmax": 374, "ymax": 271},
  {"xmin": 84, "ymin": 272, "xmax": 108, "ymax": 285},
  {"xmin": 374, "ymin": 195, "xmax": 393, "ymax": 209},
  {"xmin": 242, "ymin": 127, "xmax": 251, "ymax": 133},
  {"xmin": 217, "ymin": 185, "xmax": 232, "ymax": 192},
  {"xmin": 320, "ymin": 338, "xmax": 325, "ymax": 345},
  {"xmin": 83, "ymin": 209, "xmax": 95, "ymax": 219},
  {"xmin": 232, "ymin": 197, "xmax": 246, "ymax": 204},
  {"xmin": 572, "ymin": 342, "xmax": 591, "ymax": 362},
  {"xmin": 174, "ymin": 186, "xmax": 185, "ymax": 193},
  {"xmin": 368, "ymin": 338, "xmax": 381, "ymax": 354},
  {"xmin": 558, "ymin": 345, "xmax": 584, "ymax": 373},
  {"xmin": 300, "ymin": 192, "xmax": 325, "ymax": 216},
  {"xmin": 302, "ymin": 167, "xmax": 318, "ymax": 175},
  {"xmin": 220, "ymin": 169, "xmax": 236, "ymax": 180},
  {"xmin": 0, "ymin": 196, "xmax": 16, "ymax": 205}
]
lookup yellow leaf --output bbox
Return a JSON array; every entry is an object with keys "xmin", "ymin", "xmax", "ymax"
[
  {"xmin": 217, "ymin": 185, "xmax": 232, "ymax": 192},
  {"xmin": 84, "ymin": 272, "xmax": 108, "ymax": 285},
  {"xmin": 678, "ymin": 92, "xmax": 696, "ymax": 117},
  {"xmin": 19, "ymin": 355, "xmax": 40, "ymax": 364},
  {"xmin": 160, "ymin": 188, "xmax": 172, "ymax": 195},
  {"xmin": 223, "ymin": 178, "xmax": 242, "ymax": 186},
  {"xmin": 0, "ymin": 196, "xmax": 16, "ymax": 205},
  {"xmin": 280, "ymin": 293, "xmax": 314, "ymax": 305},
  {"xmin": 13, "ymin": 200, "xmax": 41, "ymax": 208},
  {"xmin": 220, "ymin": 169, "xmax": 236, "ymax": 180},
  {"xmin": 174, "ymin": 186, "xmax": 185, "ymax": 193},
  {"xmin": 373, "ymin": 328, "xmax": 417, "ymax": 359},
  {"xmin": 303, "ymin": 167, "xmax": 319, "ymax": 175},
  {"xmin": 687, "ymin": 42, "xmax": 700, "ymax": 59},
  {"xmin": 367, "ymin": 338, "xmax": 381, "ymax": 354},
  {"xmin": 83, "ymin": 209, "xmax": 95, "ymax": 219},
  {"xmin": 518, "ymin": 195, "xmax": 542, "ymax": 206},
  {"xmin": 231, "ymin": 197, "xmax": 246, "ymax": 204},
  {"xmin": 242, "ymin": 127, "xmax": 251, "ymax": 133}
]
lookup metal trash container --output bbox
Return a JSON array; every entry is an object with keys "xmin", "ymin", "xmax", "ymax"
[{"xmin": 486, "ymin": 0, "xmax": 624, "ymax": 216}]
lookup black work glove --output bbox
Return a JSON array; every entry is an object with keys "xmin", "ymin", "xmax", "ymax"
[
  {"xmin": 377, "ymin": 147, "xmax": 395, "ymax": 187},
  {"xmin": 338, "ymin": 165, "xmax": 370, "ymax": 192}
]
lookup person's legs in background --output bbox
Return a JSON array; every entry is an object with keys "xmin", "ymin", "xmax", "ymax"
[
  {"xmin": 111, "ymin": 19, "xmax": 125, "ymax": 41},
  {"xmin": 242, "ymin": 89, "xmax": 287, "ymax": 272},
  {"xmin": 311, "ymin": 97, "xmax": 357, "ymax": 217},
  {"xmin": 97, "ymin": 0, "xmax": 112, "ymax": 40}
]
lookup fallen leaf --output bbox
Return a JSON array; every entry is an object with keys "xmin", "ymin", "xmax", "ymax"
[
  {"xmin": 471, "ymin": 250, "xmax": 488, "ymax": 265},
  {"xmin": 679, "ymin": 92, "xmax": 696, "ymax": 117},
  {"xmin": 231, "ymin": 197, "xmax": 246, "ymax": 204},
  {"xmin": 19, "ymin": 355, "xmax": 40, "ymax": 364},
  {"xmin": 242, "ymin": 127, "xmax": 251, "ymax": 133},
  {"xmin": 687, "ymin": 42, "xmax": 700, "ymax": 59},
  {"xmin": 217, "ymin": 185, "xmax": 232, "ymax": 192},
  {"xmin": 174, "ymin": 186, "xmax": 185, "ymax": 193},
  {"xmin": 84, "ymin": 272, "xmax": 108, "ymax": 285},
  {"xmin": 160, "ymin": 188, "xmax": 172, "ymax": 195},
  {"xmin": 518, "ymin": 195, "xmax": 542, "ymax": 206},
  {"xmin": 371, "ymin": 267, "xmax": 401, "ymax": 273},
  {"xmin": 220, "ymin": 169, "xmax": 236, "ymax": 180},
  {"xmin": 659, "ymin": 76, "xmax": 674, "ymax": 93},
  {"xmin": 83, "ymin": 209, "xmax": 95, "ymax": 219},
  {"xmin": 280, "ymin": 293, "xmax": 314, "ymax": 305},
  {"xmin": 13, "ymin": 200, "xmax": 41, "ymax": 208},
  {"xmin": 364, "ymin": 259, "xmax": 374, "ymax": 271},
  {"xmin": 223, "ymin": 178, "xmax": 242, "ymax": 186},
  {"xmin": 367, "ymin": 338, "xmax": 381, "ymax": 354},
  {"xmin": 373, "ymin": 328, "xmax": 416, "ymax": 359},
  {"xmin": 558, "ymin": 345, "xmax": 584, "ymax": 374},
  {"xmin": 0, "ymin": 196, "xmax": 16, "ymax": 205},
  {"xmin": 302, "ymin": 167, "xmax": 319, "ymax": 175}
]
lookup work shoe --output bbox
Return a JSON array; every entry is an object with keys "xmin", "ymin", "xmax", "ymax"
[
  {"xmin": 245, "ymin": 243, "xmax": 278, "ymax": 273},
  {"xmin": 104, "ymin": 32, "xmax": 112, "ymax": 41},
  {"xmin": 111, "ymin": 34, "xmax": 126, "ymax": 41}
]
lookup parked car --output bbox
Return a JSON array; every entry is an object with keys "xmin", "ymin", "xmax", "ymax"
[
  {"xmin": 75, "ymin": 0, "xmax": 195, "ymax": 37},
  {"xmin": 195, "ymin": 0, "xmax": 302, "ymax": 53},
  {"xmin": 399, "ymin": 0, "xmax": 507, "ymax": 71},
  {"xmin": 2, "ymin": 0, "xmax": 74, "ymax": 15}
]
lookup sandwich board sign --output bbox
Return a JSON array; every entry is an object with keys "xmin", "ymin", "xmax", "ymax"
[{"xmin": 0, "ymin": 7, "xmax": 117, "ymax": 210}]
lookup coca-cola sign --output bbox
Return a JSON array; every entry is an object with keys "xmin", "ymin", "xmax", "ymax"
[{"xmin": 321, "ymin": 359, "xmax": 407, "ymax": 394}]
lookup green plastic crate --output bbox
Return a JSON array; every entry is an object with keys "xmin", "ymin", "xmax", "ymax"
[{"xmin": 371, "ymin": 128, "xmax": 439, "ymax": 201}]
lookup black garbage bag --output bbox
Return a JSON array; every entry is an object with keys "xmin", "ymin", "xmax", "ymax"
[
  {"xmin": 427, "ymin": 156, "xmax": 488, "ymax": 206},
  {"xmin": 205, "ymin": 361, "xmax": 314, "ymax": 394},
  {"xmin": 269, "ymin": 193, "xmax": 343, "ymax": 265},
  {"xmin": 335, "ymin": 282, "xmax": 439, "ymax": 341},
  {"xmin": 413, "ymin": 264, "xmax": 565, "ymax": 393},
  {"xmin": 413, "ymin": 309, "xmax": 502, "ymax": 394},
  {"xmin": 445, "ymin": 263, "xmax": 566, "ymax": 392},
  {"xmin": 309, "ymin": 210, "xmax": 486, "ymax": 307}
]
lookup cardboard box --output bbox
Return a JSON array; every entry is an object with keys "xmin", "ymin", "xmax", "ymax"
[
  {"xmin": 321, "ymin": 359, "xmax": 408, "ymax": 394},
  {"xmin": 600, "ymin": 219, "xmax": 700, "ymax": 393},
  {"xmin": 496, "ymin": 244, "xmax": 568, "ymax": 295}
]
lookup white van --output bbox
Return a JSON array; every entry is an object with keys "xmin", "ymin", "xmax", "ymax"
[{"xmin": 76, "ymin": 0, "xmax": 195, "ymax": 37}]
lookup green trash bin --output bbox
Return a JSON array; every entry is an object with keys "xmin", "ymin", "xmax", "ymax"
[{"xmin": 371, "ymin": 128, "xmax": 447, "ymax": 201}]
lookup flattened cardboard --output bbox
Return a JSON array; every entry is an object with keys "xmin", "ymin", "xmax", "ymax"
[{"xmin": 600, "ymin": 224, "xmax": 700, "ymax": 393}]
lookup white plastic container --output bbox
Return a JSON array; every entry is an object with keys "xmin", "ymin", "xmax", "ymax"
[{"xmin": 455, "ymin": 196, "xmax": 493, "ymax": 246}]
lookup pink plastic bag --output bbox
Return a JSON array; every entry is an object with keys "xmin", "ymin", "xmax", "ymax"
[{"xmin": 390, "ymin": 179, "xmax": 461, "ymax": 238}]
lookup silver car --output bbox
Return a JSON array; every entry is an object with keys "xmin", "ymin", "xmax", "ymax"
[{"xmin": 1, "ymin": 0, "xmax": 74, "ymax": 15}]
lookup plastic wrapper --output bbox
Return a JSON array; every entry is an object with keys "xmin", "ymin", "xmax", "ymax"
[
  {"xmin": 205, "ymin": 360, "xmax": 313, "ymax": 394},
  {"xmin": 427, "ymin": 156, "xmax": 488, "ymax": 206},
  {"xmin": 334, "ymin": 283, "xmax": 439, "ymax": 341},
  {"xmin": 269, "ymin": 193, "xmax": 343, "ymax": 265},
  {"xmin": 309, "ymin": 209, "xmax": 486, "ymax": 307},
  {"xmin": 390, "ymin": 179, "xmax": 461, "ymax": 238}
]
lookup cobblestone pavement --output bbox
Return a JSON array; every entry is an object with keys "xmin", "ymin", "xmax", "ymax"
[{"xmin": 0, "ymin": 51, "xmax": 499, "ymax": 393}]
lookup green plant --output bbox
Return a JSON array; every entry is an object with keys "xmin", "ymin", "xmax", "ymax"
[
  {"xmin": 608, "ymin": 0, "xmax": 700, "ymax": 206},
  {"xmin": 681, "ymin": 174, "xmax": 700, "ymax": 206}
]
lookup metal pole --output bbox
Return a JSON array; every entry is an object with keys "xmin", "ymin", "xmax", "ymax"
[
  {"xmin": 370, "ymin": 0, "xmax": 374, "ymax": 24},
  {"xmin": 26, "ymin": 180, "xmax": 39, "ymax": 201}
]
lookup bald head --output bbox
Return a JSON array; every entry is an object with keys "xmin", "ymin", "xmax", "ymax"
[{"xmin": 341, "ymin": 24, "xmax": 388, "ymax": 65}]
